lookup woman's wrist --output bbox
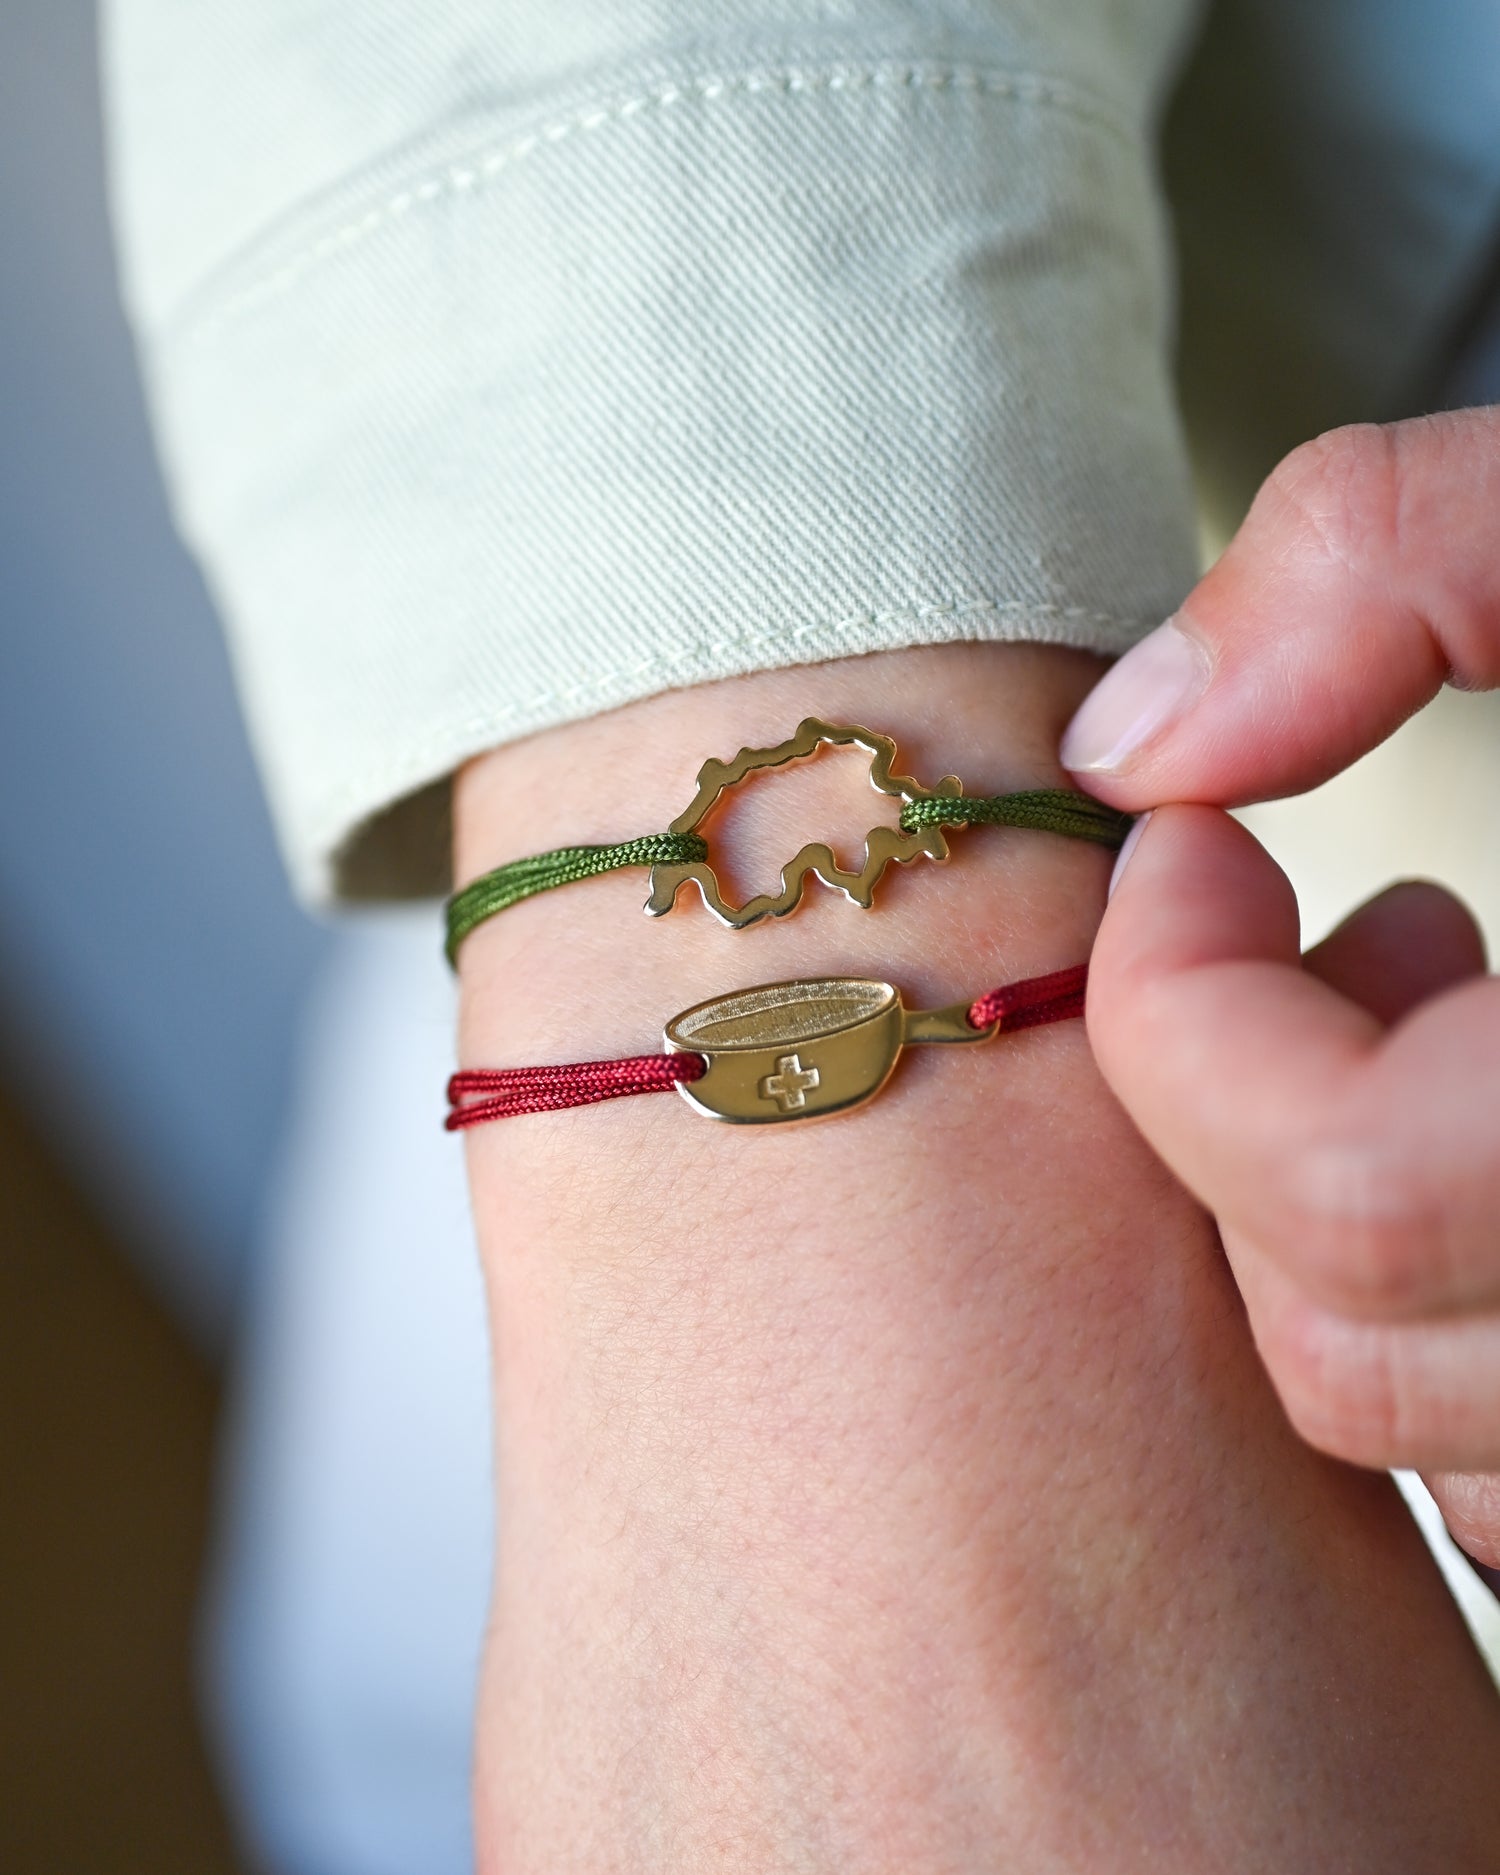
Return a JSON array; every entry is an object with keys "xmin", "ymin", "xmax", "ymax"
[
  {"xmin": 454, "ymin": 643, "xmax": 1112, "ymax": 1065},
  {"xmin": 454, "ymin": 644, "xmax": 1500, "ymax": 1873}
]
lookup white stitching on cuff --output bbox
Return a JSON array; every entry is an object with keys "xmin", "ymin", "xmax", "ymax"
[{"xmin": 179, "ymin": 64, "xmax": 1136, "ymax": 342}]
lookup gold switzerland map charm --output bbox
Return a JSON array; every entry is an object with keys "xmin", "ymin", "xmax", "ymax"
[
  {"xmin": 664, "ymin": 975, "xmax": 995, "ymax": 1125},
  {"xmin": 645, "ymin": 719, "xmax": 962, "ymax": 929}
]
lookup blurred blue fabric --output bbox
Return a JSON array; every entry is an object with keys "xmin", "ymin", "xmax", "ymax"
[
  {"xmin": 0, "ymin": 0, "xmax": 325, "ymax": 1340},
  {"xmin": 1, "ymin": 15, "xmax": 490, "ymax": 1873},
  {"xmin": 208, "ymin": 914, "xmax": 489, "ymax": 1875}
]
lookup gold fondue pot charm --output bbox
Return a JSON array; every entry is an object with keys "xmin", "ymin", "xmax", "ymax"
[
  {"xmin": 445, "ymin": 965, "xmax": 1088, "ymax": 1130},
  {"xmin": 664, "ymin": 975, "xmax": 995, "ymax": 1125}
]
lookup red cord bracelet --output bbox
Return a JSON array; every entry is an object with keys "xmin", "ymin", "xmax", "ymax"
[{"xmin": 447, "ymin": 963, "xmax": 1087, "ymax": 1130}]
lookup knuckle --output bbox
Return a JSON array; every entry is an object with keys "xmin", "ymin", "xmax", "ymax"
[
  {"xmin": 1275, "ymin": 1138, "xmax": 1444, "ymax": 1316},
  {"xmin": 1265, "ymin": 423, "xmax": 1400, "ymax": 573},
  {"xmin": 1267, "ymin": 1306, "xmax": 1418, "ymax": 1467}
]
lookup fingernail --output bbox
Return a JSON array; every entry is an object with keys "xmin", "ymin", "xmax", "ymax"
[
  {"xmin": 1107, "ymin": 811, "xmax": 1151, "ymax": 901},
  {"xmin": 1060, "ymin": 618, "xmax": 1212, "ymax": 774}
]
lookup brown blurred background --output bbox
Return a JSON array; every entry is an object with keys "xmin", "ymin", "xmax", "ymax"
[
  {"xmin": 0, "ymin": 1088, "xmax": 245, "ymax": 1871},
  {"xmin": 0, "ymin": 3, "xmax": 322, "ymax": 1865}
]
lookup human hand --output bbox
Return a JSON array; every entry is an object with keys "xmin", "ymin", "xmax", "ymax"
[{"xmin": 1061, "ymin": 408, "xmax": 1500, "ymax": 1568}]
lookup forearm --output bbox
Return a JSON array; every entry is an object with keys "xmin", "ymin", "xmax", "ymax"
[{"xmin": 454, "ymin": 644, "xmax": 1500, "ymax": 1872}]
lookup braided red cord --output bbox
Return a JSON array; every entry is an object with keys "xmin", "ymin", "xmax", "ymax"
[
  {"xmin": 446, "ymin": 965, "xmax": 1089, "ymax": 1127},
  {"xmin": 445, "ymin": 1052, "xmax": 706, "ymax": 1129},
  {"xmin": 965, "ymin": 962, "xmax": 1089, "ymax": 1034}
]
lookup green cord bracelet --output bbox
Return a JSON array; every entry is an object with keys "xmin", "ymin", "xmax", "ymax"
[
  {"xmin": 446, "ymin": 833, "xmax": 709, "ymax": 964},
  {"xmin": 446, "ymin": 719, "xmax": 1130, "ymax": 964}
]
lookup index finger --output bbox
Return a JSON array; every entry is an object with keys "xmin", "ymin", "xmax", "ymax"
[
  {"xmin": 1060, "ymin": 409, "xmax": 1500, "ymax": 808},
  {"xmin": 1088, "ymin": 805, "xmax": 1500, "ymax": 1321}
]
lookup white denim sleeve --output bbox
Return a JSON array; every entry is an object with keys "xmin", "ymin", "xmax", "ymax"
[{"xmin": 103, "ymin": 1, "xmax": 1202, "ymax": 903}]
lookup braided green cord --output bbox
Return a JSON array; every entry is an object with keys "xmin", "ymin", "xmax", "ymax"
[
  {"xmin": 446, "ymin": 832, "xmax": 708, "ymax": 965},
  {"xmin": 900, "ymin": 789, "xmax": 1132, "ymax": 848},
  {"xmin": 448, "ymin": 792, "xmax": 1126, "ymax": 964}
]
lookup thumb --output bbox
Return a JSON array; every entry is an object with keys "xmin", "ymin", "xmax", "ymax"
[{"xmin": 1060, "ymin": 409, "xmax": 1500, "ymax": 809}]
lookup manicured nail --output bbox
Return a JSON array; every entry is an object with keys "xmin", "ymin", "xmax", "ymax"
[
  {"xmin": 1107, "ymin": 811, "xmax": 1151, "ymax": 901},
  {"xmin": 1060, "ymin": 618, "xmax": 1211, "ymax": 774}
]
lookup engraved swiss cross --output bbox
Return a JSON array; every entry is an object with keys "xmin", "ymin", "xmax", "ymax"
[{"xmin": 758, "ymin": 1053, "xmax": 821, "ymax": 1112}]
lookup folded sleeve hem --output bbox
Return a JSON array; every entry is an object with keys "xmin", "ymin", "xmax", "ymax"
[{"xmin": 134, "ymin": 55, "xmax": 1198, "ymax": 903}]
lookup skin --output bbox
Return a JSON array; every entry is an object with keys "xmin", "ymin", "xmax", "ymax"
[
  {"xmin": 1063, "ymin": 410, "xmax": 1500, "ymax": 1566},
  {"xmin": 453, "ymin": 643, "xmax": 1500, "ymax": 1872}
]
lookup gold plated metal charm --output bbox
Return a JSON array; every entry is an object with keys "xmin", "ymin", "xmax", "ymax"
[
  {"xmin": 645, "ymin": 719, "xmax": 962, "ymax": 929},
  {"xmin": 665, "ymin": 975, "xmax": 996, "ymax": 1124}
]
